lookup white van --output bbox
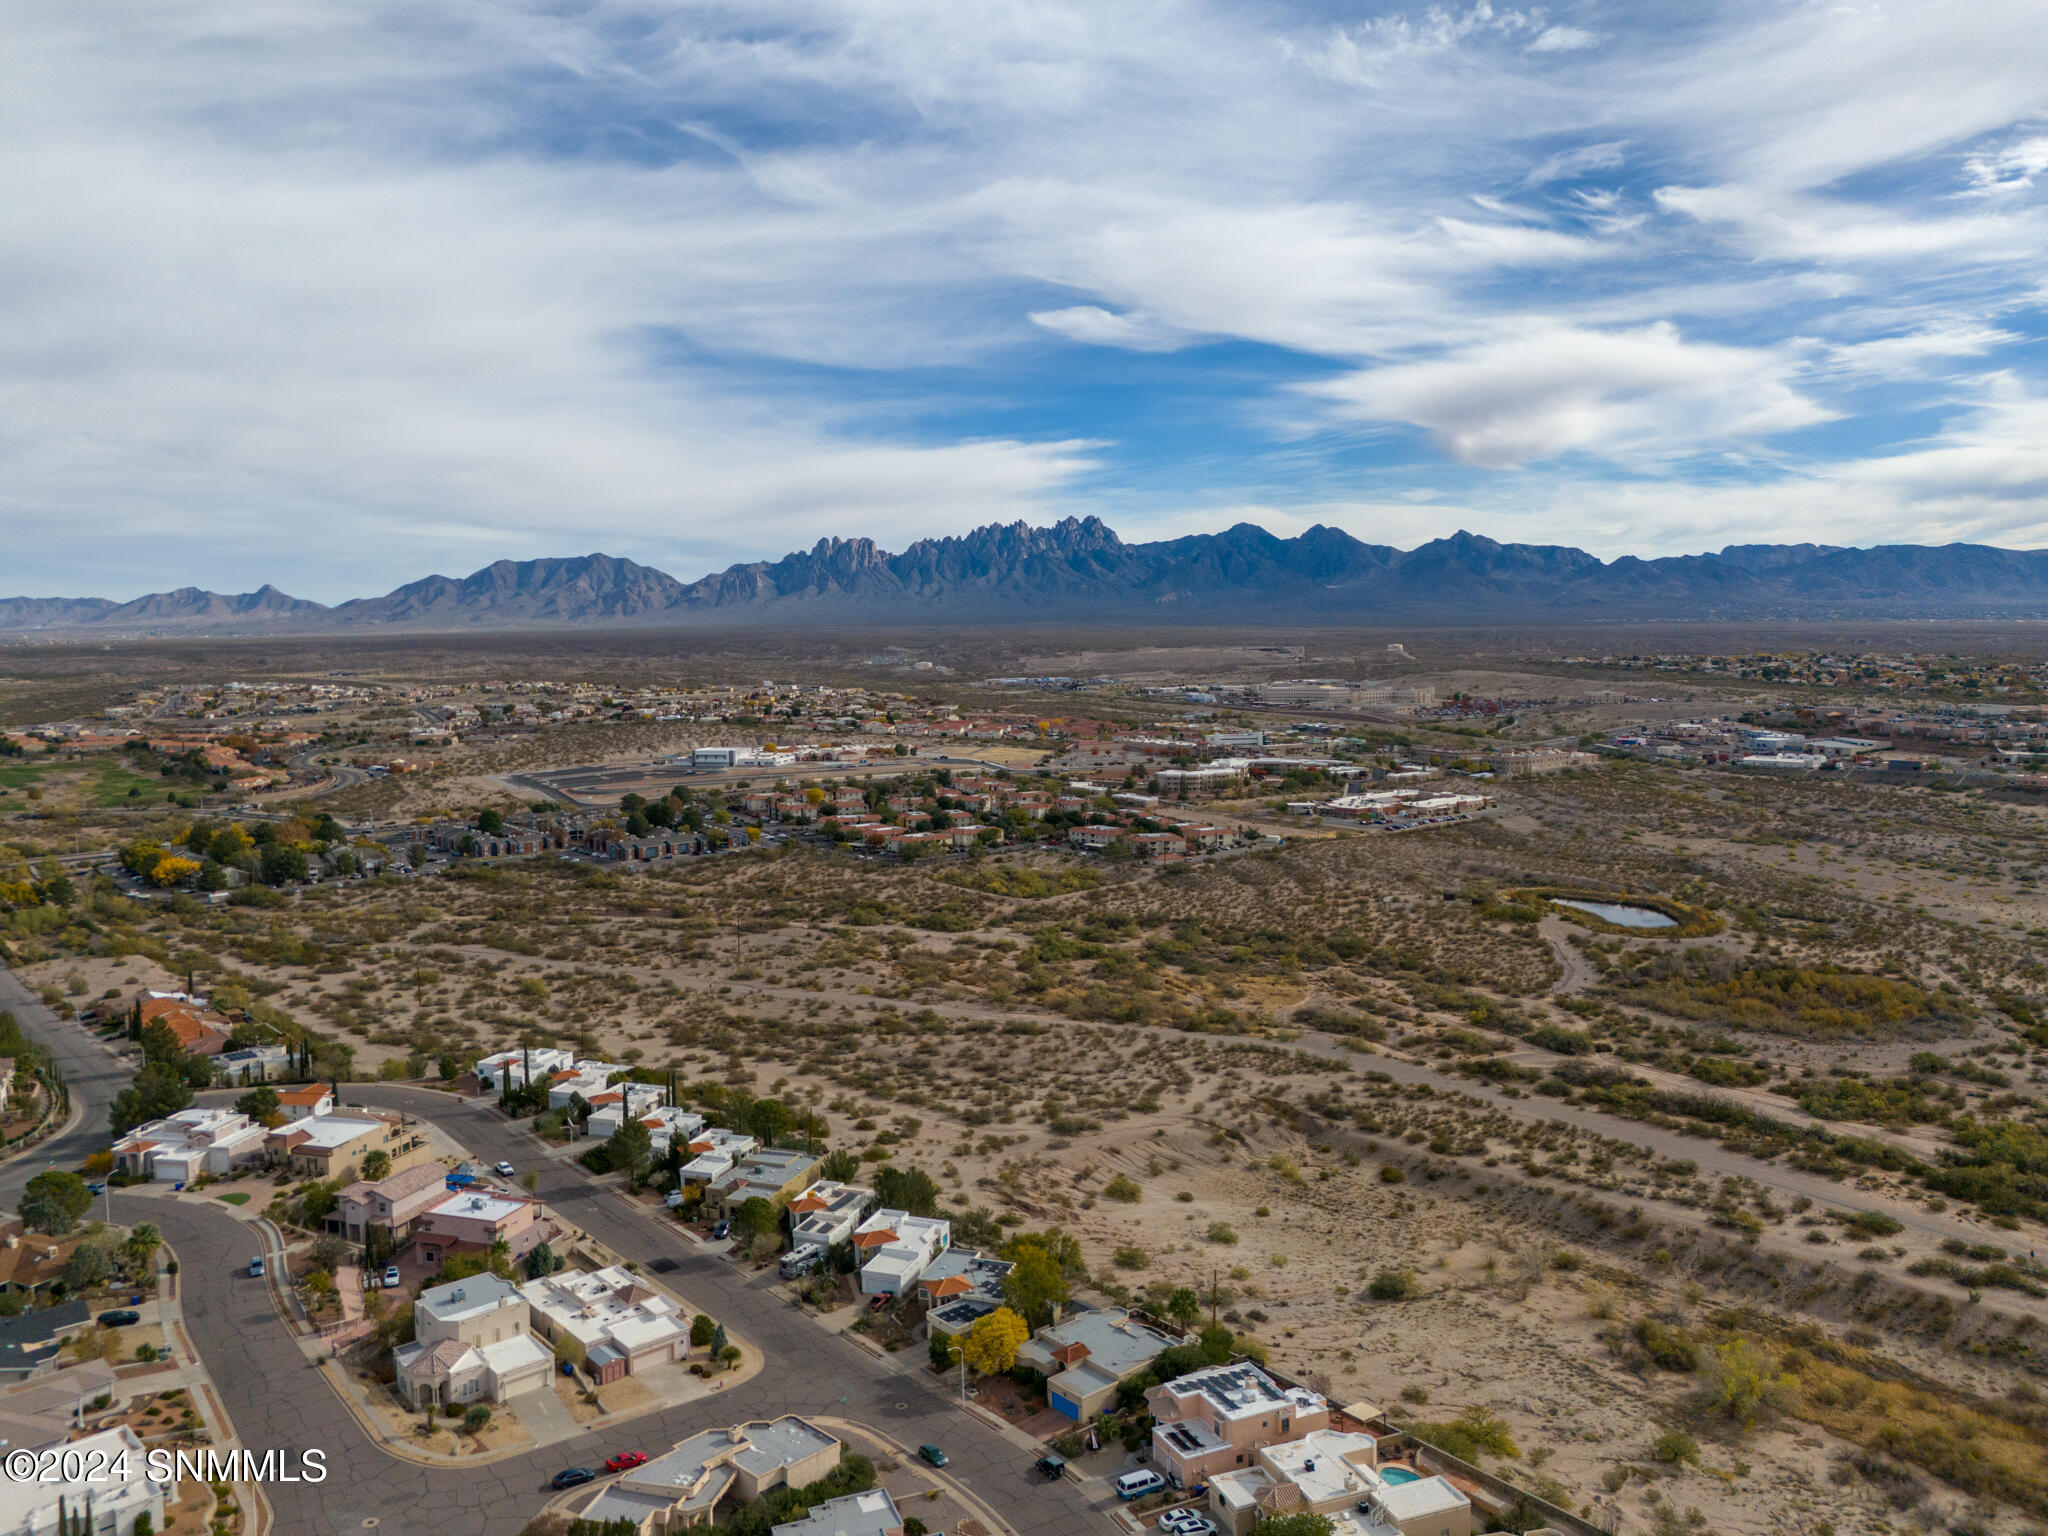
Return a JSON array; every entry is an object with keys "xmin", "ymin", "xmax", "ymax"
[{"xmin": 1116, "ymin": 1470, "xmax": 1165, "ymax": 1500}]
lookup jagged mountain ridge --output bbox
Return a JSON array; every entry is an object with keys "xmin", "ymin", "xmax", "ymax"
[{"xmin": 7, "ymin": 520, "xmax": 2048, "ymax": 633}]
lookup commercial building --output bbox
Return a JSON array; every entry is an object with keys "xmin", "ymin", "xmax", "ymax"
[
  {"xmin": 1014, "ymin": 1308, "xmax": 1179, "ymax": 1421},
  {"xmin": 576, "ymin": 1417, "xmax": 842, "ymax": 1533},
  {"xmin": 393, "ymin": 1273, "xmax": 553, "ymax": 1408},
  {"xmin": 1148, "ymin": 1362, "xmax": 1330, "ymax": 1487}
]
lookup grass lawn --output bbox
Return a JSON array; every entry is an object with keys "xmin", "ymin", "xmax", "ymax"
[
  {"xmin": 87, "ymin": 763, "xmax": 172, "ymax": 808},
  {"xmin": 214, "ymin": 1192, "xmax": 251, "ymax": 1206},
  {"xmin": 0, "ymin": 760, "xmax": 62, "ymax": 790}
]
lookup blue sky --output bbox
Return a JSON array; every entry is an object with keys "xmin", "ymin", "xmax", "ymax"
[{"xmin": 3, "ymin": 0, "xmax": 2047, "ymax": 601}]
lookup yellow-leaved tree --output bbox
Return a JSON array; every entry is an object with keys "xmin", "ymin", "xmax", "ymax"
[{"xmin": 959, "ymin": 1306, "xmax": 1029, "ymax": 1377}]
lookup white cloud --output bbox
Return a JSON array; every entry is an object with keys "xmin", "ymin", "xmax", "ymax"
[
  {"xmin": 1964, "ymin": 134, "xmax": 2048, "ymax": 195},
  {"xmin": 1527, "ymin": 26, "xmax": 1599, "ymax": 53},
  {"xmin": 1027, "ymin": 306, "xmax": 1195, "ymax": 352},
  {"xmin": 1304, "ymin": 322, "xmax": 1834, "ymax": 469},
  {"xmin": 1525, "ymin": 140, "xmax": 1627, "ymax": 186}
]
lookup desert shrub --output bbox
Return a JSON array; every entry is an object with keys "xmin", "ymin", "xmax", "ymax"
[
  {"xmin": 1634, "ymin": 1319, "xmax": 1699, "ymax": 1372},
  {"xmin": 1410, "ymin": 1406, "xmax": 1519, "ymax": 1462},
  {"xmin": 1367, "ymin": 1268, "xmax": 1420, "ymax": 1301}
]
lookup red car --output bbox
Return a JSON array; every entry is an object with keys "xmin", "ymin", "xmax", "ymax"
[{"xmin": 604, "ymin": 1451, "xmax": 648, "ymax": 1474}]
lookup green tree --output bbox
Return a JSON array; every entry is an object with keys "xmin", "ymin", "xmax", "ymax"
[
  {"xmin": 476, "ymin": 808, "xmax": 504, "ymax": 835},
  {"xmin": 748, "ymin": 1098, "xmax": 793, "ymax": 1146},
  {"xmin": 235, "ymin": 1086, "xmax": 281, "ymax": 1122},
  {"xmin": 63, "ymin": 1243, "xmax": 111, "ymax": 1291},
  {"xmin": 259, "ymin": 845, "xmax": 309, "ymax": 886},
  {"xmin": 872, "ymin": 1165, "xmax": 940, "ymax": 1218},
  {"xmin": 819, "ymin": 1149, "xmax": 860, "ymax": 1182},
  {"xmin": 523, "ymin": 1240, "xmax": 561, "ymax": 1280},
  {"xmin": 728, "ymin": 1196, "xmax": 775, "ymax": 1246},
  {"xmin": 109, "ymin": 1064, "xmax": 194, "ymax": 1136},
  {"xmin": 123, "ymin": 1224, "xmax": 161, "ymax": 1274},
  {"xmin": 690, "ymin": 1313, "xmax": 716, "ymax": 1348},
  {"xmin": 22, "ymin": 1171, "xmax": 93, "ymax": 1235},
  {"xmin": 360, "ymin": 1149, "xmax": 392, "ymax": 1181},
  {"xmin": 607, "ymin": 1114, "xmax": 654, "ymax": 1189},
  {"xmin": 1164, "ymin": 1287, "xmax": 1201, "ymax": 1328},
  {"xmin": 1000, "ymin": 1246, "xmax": 1069, "ymax": 1329},
  {"xmin": 1250, "ymin": 1515, "xmax": 1334, "ymax": 1536}
]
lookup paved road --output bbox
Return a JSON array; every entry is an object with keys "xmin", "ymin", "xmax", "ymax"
[{"xmin": 0, "ymin": 969, "xmax": 1103, "ymax": 1536}]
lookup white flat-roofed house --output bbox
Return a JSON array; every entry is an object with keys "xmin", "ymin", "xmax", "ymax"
[
  {"xmin": 782, "ymin": 1181, "xmax": 872, "ymax": 1266},
  {"xmin": 631, "ymin": 1106, "xmax": 707, "ymax": 1158},
  {"xmin": 216, "ymin": 1043, "xmax": 289, "ymax": 1084},
  {"xmin": 0, "ymin": 1425, "xmax": 166, "ymax": 1536},
  {"xmin": 678, "ymin": 1129, "xmax": 760, "ymax": 1194},
  {"xmin": 520, "ymin": 1265, "xmax": 690, "ymax": 1384},
  {"xmin": 849, "ymin": 1210, "xmax": 949, "ymax": 1296},
  {"xmin": 393, "ymin": 1273, "xmax": 552, "ymax": 1408},
  {"xmin": 545, "ymin": 1061, "xmax": 628, "ymax": 1110},
  {"xmin": 474, "ymin": 1047, "xmax": 576, "ymax": 1092},
  {"xmin": 112, "ymin": 1108, "xmax": 267, "ymax": 1182},
  {"xmin": 1349, "ymin": 1472, "xmax": 1473, "ymax": 1536},
  {"xmin": 585, "ymin": 1082, "xmax": 669, "ymax": 1139},
  {"xmin": 1209, "ymin": 1429, "xmax": 1383, "ymax": 1535}
]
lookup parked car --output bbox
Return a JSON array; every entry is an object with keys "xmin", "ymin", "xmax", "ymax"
[
  {"xmin": 494, "ymin": 1162, "xmax": 515, "ymax": 1177},
  {"xmin": 95, "ymin": 1310, "xmax": 140, "ymax": 1328},
  {"xmin": 550, "ymin": 1468, "xmax": 595, "ymax": 1490},
  {"xmin": 248, "ymin": 1256, "xmax": 265, "ymax": 1278},
  {"xmin": 918, "ymin": 1444, "xmax": 948, "ymax": 1468},
  {"xmin": 868, "ymin": 1293, "xmax": 891, "ymax": 1311},
  {"xmin": 710, "ymin": 1219, "xmax": 730, "ymax": 1240},
  {"xmin": 84, "ymin": 1182, "xmax": 105, "ymax": 1195},
  {"xmin": 1116, "ymin": 1470, "xmax": 1166, "ymax": 1500},
  {"xmin": 604, "ymin": 1451, "xmax": 648, "ymax": 1474},
  {"xmin": 381, "ymin": 1266, "xmax": 402, "ymax": 1288},
  {"xmin": 1034, "ymin": 1454, "xmax": 1068, "ymax": 1481},
  {"xmin": 1161, "ymin": 1515, "xmax": 1215, "ymax": 1536}
]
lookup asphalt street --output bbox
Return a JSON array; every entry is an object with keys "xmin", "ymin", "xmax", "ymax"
[{"xmin": 0, "ymin": 968, "xmax": 1104, "ymax": 1536}]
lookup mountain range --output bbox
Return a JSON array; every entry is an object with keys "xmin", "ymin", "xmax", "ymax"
[{"xmin": 9, "ymin": 519, "xmax": 2048, "ymax": 634}]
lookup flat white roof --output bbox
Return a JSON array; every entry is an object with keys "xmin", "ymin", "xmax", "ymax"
[
  {"xmin": 428, "ymin": 1190, "xmax": 526, "ymax": 1224},
  {"xmin": 284, "ymin": 1115, "xmax": 385, "ymax": 1150},
  {"xmin": 1373, "ymin": 1476, "xmax": 1470, "ymax": 1519}
]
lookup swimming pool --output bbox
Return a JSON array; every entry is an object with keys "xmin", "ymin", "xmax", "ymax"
[{"xmin": 1379, "ymin": 1466, "xmax": 1421, "ymax": 1485}]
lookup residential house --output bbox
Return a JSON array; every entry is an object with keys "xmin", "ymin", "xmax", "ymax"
[
  {"xmin": 576, "ymin": 1417, "xmax": 842, "ymax": 1533},
  {"xmin": 155, "ymin": 1006, "xmax": 233, "ymax": 1057},
  {"xmin": 630, "ymin": 1106, "xmax": 707, "ymax": 1158},
  {"xmin": 0, "ymin": 1300, "xmax": 90, "ymax": 1382},
  {"xmin": 771, "ymin": 1490, "xmax": 905, "ymax": 1536},
  {"xmin": 0, "ymin": 1361, "xmax": 121, "ymax": 1450},
  {"xmin": 276, "ymin": 1083, "xmax": 334, "ymax": 1121},
  {"xmin": 678, "ymin": 1129, "xmax": 760, "ymax": 1195},
  {"xmin": 263, "ymin": 1113, "xmax": 415, "ymax": 1182},
  {"xmin": 849, "ymin": 1209, "xmax": 949, "ymax": 1297},
  {"xmin": 520, "ymin": 1266, "xmax": 690, "ymax": 1382},
  {"xmin": 0, "ymin": 1226, "xmax": 91, "ymax": 1305},
  {"xmin": 1014, "ymin": 1308, "xmax": 1178, "ymax": 1420},
  {"xmin": 1148, "ymin": 1362, "xmax": 1330, "ymax": 1487},
  {"xmin": 392, "ymin": 1273, "xmax": 552, "ymax": 1408},
  {"xmin": 473, "ymin": 1047, "xmax": 576, "ymax": 1093},
  {"xmin": 329, "ymin": 1163, "xmax": 450, "ymax": 1245},
  {"xmin": 412, "ymin": 1189, "xmax": 548, "ymax": 1267},
  {"xmin": 584, "ymin": 1083, "xmax": 671, "ymax": 1140},
  {"xmin": 782, "ymin": 1181, "xmax": 872, "ymax": 1266},
  {"xmin": 216, "ymin": 1044, "xmax": 289, "ymax": 1084},
  {"xmin": 918, "ymin": 1250, "xmax": 1016, "ymax": 1339},
  {"xmin": 545, "ymin": 1061, "xmax": 628, "ymax": 1111},
  {"xmin": 707, "ymin": 1148, "xmax": 824, "ymax": 1218},
  {"xmin": 0, "ymin": 1425, "xmax": 167, "ymax": 1536},
  {"xmin": 1209, "ymin": 1430, "xmax": 1381, "ymax": 1534},
  {"xmin": 113, "ymin": 1108, "xmax": 268, "ymax": 1181}
]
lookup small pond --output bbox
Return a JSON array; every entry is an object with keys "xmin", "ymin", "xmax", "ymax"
[{"xmin": 1553, "ymin": 898, "xmax": 1678, "ymax": 930}]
